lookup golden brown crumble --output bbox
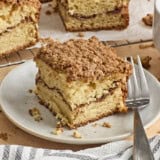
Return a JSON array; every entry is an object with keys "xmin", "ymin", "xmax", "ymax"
[
  {"xmin": 56, "ymin": 121, "xmax": 63, "ymax": 128},
  {"xmin": 77, "ymin": 32, "xmax": 85, "ymax": 37},
  {"xmin": 51, "ymin": 127, "xmax": 64, "ymax": 135},
  {"xmin": 72, "ymin": 130, "xmax": 82, "ymax": 138},
  {"xmin": 102, "ymin": 122, "xmax": 111, "ymax": 128},
  {"xmin": 0, "ymin": 132, "xmax": 8, "ymax": 141},
  {"xmin": 142, "ymin": 14, "xmax": 153, "ymax": 27},
  {"xmin": 0, "ymin": 0, "xmax": 41, "ymax": 9},
  {"xmin": 35, "ymin": 37, "xmax": 132, "ymax": 82},
  {"xmin": 29, "ymin": 107, "xmax": 43, "ymax": 122}
]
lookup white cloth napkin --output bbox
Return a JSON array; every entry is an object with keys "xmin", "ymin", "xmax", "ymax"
[{"xmin": 1, "ymin": 135, "xmax": 160, "ymax": 160}]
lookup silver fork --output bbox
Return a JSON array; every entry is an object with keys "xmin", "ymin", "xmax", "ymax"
[{"xmin": 125, "ymin": 56, "xmax": 154, "ymax": 160}]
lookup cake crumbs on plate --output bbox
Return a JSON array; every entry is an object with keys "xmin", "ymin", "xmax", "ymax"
[
  {"xmin": 142, "ymin": 13, "xmax": 153, "ymax": 26},
  {"xmin": 139, "ymin": 43, "xmax": 154, "ymax": 49},
  {"xmin": 45, "ymin": 10, "xmax": 52, "ymax": 15},
  {"xmin": 28, "ymin": 89, "xmax": 33, "ymax": 93},
  {"xmin": 0, "ymin": 132, "xmax": 8, "ymax": 141},
  {"xmin": 92, "ymin": 123, "xmax": 98, "ymax": 127},
  {"xmin": 77, "ymin": 32, "xmax": 85, "ymax": 37},
  {"xmin": 134, "ymin": 56, "xmax": 152, "ymax": 70},
  {"xmin": 72, "ymin": 130, "xmax": 82, "ymax": 139},
  {"xmin": 29, "ymin": 107, "xmax": 43, "ymax": 122},
  {"xmin": 51, "ymin": 127, "xmax": 64, "ymax": 135},
  {"xmin": 102, "ymin": 122, "xmax": 111, "ymax": 128},
  {"xmin": 56, "ymin": 121, "xmax": 63, "ymax": 128}
]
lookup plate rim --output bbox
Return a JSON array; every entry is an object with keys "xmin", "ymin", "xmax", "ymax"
[{"xmin": 0, "ymin": 60, "xmax": 160, "ymax": 145}]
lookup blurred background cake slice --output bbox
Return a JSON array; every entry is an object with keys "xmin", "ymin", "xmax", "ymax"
[
  {"xmin": 62, "ymin": 0, "xmax": 129, "ymax": 17},
  {"xmin": 34, "ymin": 37, "xmax": 132, "ymax": 129},
  {"xmin": 0, "ymin": 0, "xmax": 41, "ymax": 56},
  {"xmin": 58, "ymin": 0, "xmax": 130, "ymax": 31}
]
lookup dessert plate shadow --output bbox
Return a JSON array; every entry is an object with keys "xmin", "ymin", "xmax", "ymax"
[{"xmin": 0, "ymin": 60, "xmax": 160, "ymax": 145}]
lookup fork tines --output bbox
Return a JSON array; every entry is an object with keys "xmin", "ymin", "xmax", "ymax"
[{"xmin": 125, "ymin": 56, "xmax": 150, "ymax": 108}]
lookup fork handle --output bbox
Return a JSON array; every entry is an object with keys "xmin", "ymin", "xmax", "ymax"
[{"xmin": 133, "ymin": 109, "xmax": 154, "ymax": 160}]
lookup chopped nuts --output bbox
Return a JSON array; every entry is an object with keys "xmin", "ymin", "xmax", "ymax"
[
  {"xmin": 102, "ymin": 122, "xmax": 111, "ymax": 128},
  {"xmin": 142, "ymin": 14, "xmax": 153, "ymax": 26},
  {"xmin": 51, "ymin": 128, "xmax": 64, "ymax": 135},
  {"xmin": 29, "ymin": 108, "xmax": 43, "ymax": 122},
  {"xmin": 72, "ymin": 130, "xmax": 82, "ymax": 139}
]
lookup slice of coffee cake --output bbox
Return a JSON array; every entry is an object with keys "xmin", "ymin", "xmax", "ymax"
[
  {"xmin": 62, "ymin": 0, "xmax": 129, "ymax": 17},
  {"xmin": 0, "ymin": 0, "xmax": 41, "ymax": 56},
  {"xmin": 34, "ymin": 37, "xmax": 132, "ymax": 129},
  {"xmin": 58, "ymin": 0, "xmax": 130, "ymax": 31}
]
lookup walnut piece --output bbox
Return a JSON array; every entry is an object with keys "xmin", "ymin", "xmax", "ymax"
[
  {"xmin": 134, "ymin": 56, "xmax": 152, "ymax": 70},
  {"xmin": 142, "ymin": 14, "xmax": 153, "ymax": 27}
]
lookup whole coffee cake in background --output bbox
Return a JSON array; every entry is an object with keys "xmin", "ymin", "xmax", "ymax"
[
  {"xmin": 0, "ymin": 0, "xmax": 41, "ymax": 56},
  {"xmin": 34, "ymin": 37, "xmax": 132, "ymax": 129},
  {"xmin": 58, "ymin": 0, "xmax": 130, "ymax": 31}
]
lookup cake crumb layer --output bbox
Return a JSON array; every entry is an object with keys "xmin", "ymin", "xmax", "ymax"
[{"xmin": 36, "ymin": 37, "xmax": 132, "ymax": 82}]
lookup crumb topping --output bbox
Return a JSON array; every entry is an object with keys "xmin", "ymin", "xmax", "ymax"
[
  {"xmin": 36, "ymin": 37, "xmax": 132, "ymax": 82},
  {"xmin": 0, "ymin": 0, "xmax": 41, "ymax": 9}
]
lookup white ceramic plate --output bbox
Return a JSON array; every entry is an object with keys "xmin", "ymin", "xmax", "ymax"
[{"xmin": 0, "ymin": 60, "xmax": 160, "ymax": 145}]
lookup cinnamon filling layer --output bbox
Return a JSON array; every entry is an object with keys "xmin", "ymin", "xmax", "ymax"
[
  {"xmin": 60, "ymin": 3, "xmax": 126, "ymax": 19},
  {"xmin": 36, "ymin": 77, "xmax": 121, "ymax": 111}
]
